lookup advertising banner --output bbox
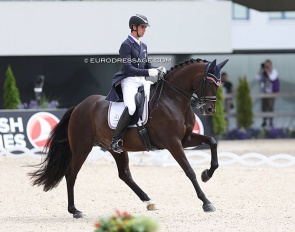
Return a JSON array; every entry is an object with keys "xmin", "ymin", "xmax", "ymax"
[{"xmin": 0, "ymin": 109, "xmax": 66, "ymax": 149}]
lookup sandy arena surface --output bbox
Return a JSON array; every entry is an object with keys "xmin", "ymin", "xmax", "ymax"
[{"xmin": 0, "ymin": 139, "xmax": 295, "ymax": 232}]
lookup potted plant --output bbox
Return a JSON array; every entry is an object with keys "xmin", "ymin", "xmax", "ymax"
[
  {"xmin": 94, "ymin": 210, "xmax": 158, "ymax": 232},
  {"xmin": 3, "ymin": 65, "xmax": 21, "ymax": 109},
  {"xmin": 232, "ymin": 76, "xmax": 254, "ymax": 139},
  {"xmin": 212, "ymin": 86, "xmax": 227, "ymax": 138}
]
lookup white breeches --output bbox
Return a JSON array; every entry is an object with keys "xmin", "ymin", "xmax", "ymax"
[{"xmin": 121, "ymin": 76, "xmax": 152, "ymax": 115}]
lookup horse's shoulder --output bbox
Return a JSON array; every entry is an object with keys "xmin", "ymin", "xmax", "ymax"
[{"xmin": 184, "ymin": 108, "xmax": 195, "ymax": 125}]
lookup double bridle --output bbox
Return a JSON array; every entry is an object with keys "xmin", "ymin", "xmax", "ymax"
[{"xmin": 159, "ymin": 63, "xmax": 219, "ymax": 109}]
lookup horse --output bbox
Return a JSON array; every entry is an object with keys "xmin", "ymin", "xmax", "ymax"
[{"xmin": 29, "ymin": 58, "xmax": 229, "ymax": 218}]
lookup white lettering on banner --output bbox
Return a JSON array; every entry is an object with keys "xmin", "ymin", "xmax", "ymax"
[
  {"xmin": 0, "ymin": 117, "xmax": 24, "ymax": 133},
  {"xmin": 3, "ymin": 134, "xmax": 14, "ymax": 148},
  {"xmin": 9, "ymin": 117, "xmax": 24, "ymax": 133},
  {"xmin": 0, "ymin": 134, "xmax": 27, "ymax": 148},
  {"xmin": 0, "ymin": 118, "xmax": 10, "ymax": 133},
  {"xmin": 0, "ymin": 117, "xmax": 26, "ymax": 148},
  {"xmin": 15, "ymin": 134, "xmax": 26, "ymax": 147}
]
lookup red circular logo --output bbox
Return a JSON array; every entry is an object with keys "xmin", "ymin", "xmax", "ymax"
[
  {"xmin": 26, "ymin": 112, "xmax": 59, "ymax": 148},
  {"xmin": 193, "ymin": 114, "xmax": 204, "ymax": 135}
]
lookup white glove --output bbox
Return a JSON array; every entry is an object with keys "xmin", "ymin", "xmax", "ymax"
[
  {"xmin": 148, "ymin": 68, "xmax": 159, "ymax": 77},
  {"xmin": 158, "ymin": 66, "xmax": 167, "ymax": 74}
]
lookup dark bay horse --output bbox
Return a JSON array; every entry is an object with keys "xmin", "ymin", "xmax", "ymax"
[{"xmin": 29, "ymin": 58, "xmax": 228, "ymax": 218}]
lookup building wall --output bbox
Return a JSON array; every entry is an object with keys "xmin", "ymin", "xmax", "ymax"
[
  {"xmin": 232, "ymin": 8, "xmax": 295, "ymax": 51},
  {"xmin": 1, "ymin": 1, "xmax": 295, "ymax": 54},
  {"xmin": 0, "ymin": 1, "xmax": 231, "ymax": 56}
]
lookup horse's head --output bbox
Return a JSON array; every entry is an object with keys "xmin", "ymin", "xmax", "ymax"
[
  {"xmin": 195, "ymin": 59, "xmax": 229, "ymax": 115},
  {"xmin": 157, "ymin": 58, "xmax": 228, "ymax": 116}
]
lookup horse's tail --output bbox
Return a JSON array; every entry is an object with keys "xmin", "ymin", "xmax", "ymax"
[{"xmin": 28, "ymin": 107, "xmax": 75, "ymax": 192}]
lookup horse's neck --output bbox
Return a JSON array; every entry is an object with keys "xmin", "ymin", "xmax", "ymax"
[
  {"xmin": 149, "ymin": 62, "xmax": 204, "ymax": 110},
  {"xmin": 149, "ymin": 75, "xmax": 191, "ymax": 114},
  {"xmin": 164, "ymin": 63, "xmax": 203, "ymax": 108},
  {"xmin": 166, "ymin": 65, "xmax": 198, "ymax": 93}
]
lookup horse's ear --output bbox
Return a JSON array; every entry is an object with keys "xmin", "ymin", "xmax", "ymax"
[
  {"xmin": 208, "ymin": 59, "xmax": 217, "ymax": 73},
  {"xmin": 217, "ymin": 59, "xmax": 229, "ymax": 70}
]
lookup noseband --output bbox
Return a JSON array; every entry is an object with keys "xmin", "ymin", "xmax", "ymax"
[{"xmin": 160, "ymin": 62, "xmax": 220, "ymax": 109}]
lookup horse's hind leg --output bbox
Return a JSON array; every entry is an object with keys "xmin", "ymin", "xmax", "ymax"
[
  {"xmin": 167, "ymin": 141, "xmax": 216, "ymax": 212},
  {"xmin": 65, "ymin": 140, "xmax": 93, "ymax": 218},
  {"xmin": 110, "ymin": 151, "xmax": 156, "ymax": 210}
]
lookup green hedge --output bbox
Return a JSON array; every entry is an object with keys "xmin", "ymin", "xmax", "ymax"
[
  {"xmin": 4, "ymin": 65, "xmax": 21, "ymax": 109},
  {"xmin": 236, "ymin": 76, "xmax": 253, "ymax": 129},
  {"xmin": 212, "ymin": 86, "xmax": 227, "ymax": 136}
]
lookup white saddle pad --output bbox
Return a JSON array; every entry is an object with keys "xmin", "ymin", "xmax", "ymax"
[{"xmin": 108, "ymin": 98, "xmax": 149, "ymax": 129}]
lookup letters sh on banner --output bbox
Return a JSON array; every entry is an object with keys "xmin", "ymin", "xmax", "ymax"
[{"xmin": 0, "ymin": 109, "xmax": 66, "ymax": 149}]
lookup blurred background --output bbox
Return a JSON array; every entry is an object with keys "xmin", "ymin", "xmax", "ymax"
[{"xmin": 0, "ymin": 0, "xmax": 294, "ymax": 130}]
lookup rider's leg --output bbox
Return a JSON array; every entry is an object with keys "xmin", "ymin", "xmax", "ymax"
[
  {"xmin": 122, "ymin": 78, "xmax": 139, "ymax": 115},
  {"xmin": 110, "ymin": 78, "xmax": 139, "ymax": 153},
  {"xmin": 110, "ymin": 106, "xmax": 131, "ymax": 153}
]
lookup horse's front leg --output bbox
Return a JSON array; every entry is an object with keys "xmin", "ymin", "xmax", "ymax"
[
  {"xmin": 182, "ymin": 133, "xmax": 218, "ymax": 182},
  {"xmin": 167, "ymin": 141, "xmax": 216, "ymax": 212},
  {"xmin": 110, "ymin": 151, "xmax": 156, "ymax": 210}
]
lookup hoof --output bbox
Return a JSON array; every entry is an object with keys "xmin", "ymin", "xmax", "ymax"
[
  {"xmin": 147, "ymin": 203, "xmax": 157, "ymax": 210},
  {"xmin": 201, "ymin": 169, "xmax": 211, "ymax": 183},
  {"xmin": 73, "ymin": 211, "xmax": 84, "ymax": 219},
  {"xmin": 203, "ymin": 203, "xmax": 216, "ymax": 212},
  {"xmin": 144, "ymin": 200, "xmax": 157, "ymax": 210}
]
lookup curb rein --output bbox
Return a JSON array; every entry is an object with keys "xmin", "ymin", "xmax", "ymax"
[{"xmin": 149, "ymin": 62, "xmax": 217, "ymax": 118}]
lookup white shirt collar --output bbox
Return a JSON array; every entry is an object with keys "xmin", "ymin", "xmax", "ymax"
[{"xmin": 129, "ymin": 34, "xmax": 141, "ymax": 45}]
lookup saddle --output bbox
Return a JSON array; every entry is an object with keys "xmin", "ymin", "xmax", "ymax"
[
  {"xmin": 108, "ymin": 85, "xmax": 156, "ymax": 151},
  {"xmin": 108, "ymin": 85, "xmax": 148, "ymax": 129}
]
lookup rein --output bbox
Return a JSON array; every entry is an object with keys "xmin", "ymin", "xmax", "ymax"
[
  {"xmin": 149, "ymin": 61, "xmax": 219, "ymax": 117},
  {"xmin": 149, "ymin": 76, "xmax": 165, "ymax": 118},
  {"xmin": 161, "ymin": 62, "xmax": 217, "ymax": 108}
]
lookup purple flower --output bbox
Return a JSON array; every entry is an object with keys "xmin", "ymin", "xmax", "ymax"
[
  {"xmin": 48, "ymin": 100, "xmax": 59, "ymax": 109},
  {"xmin": 17, "ymin": 99, "xmax": 59, "ymax": 109},
  {"xmin": 227, "ymin": 128, "xmax": 249, "ymax": 140},
  {"xmin": 247, "ymin": 127, "xmax": 260, "ymax": 139},
  {"xmin": 18, "ymin": 102, "xmax": 28, "ymax": 109},
  {"xmin": 29, "ymin": 100, "xmax": 38, "ymax": 109},
  {"xmin": 266, "ymin": 128, "xmax": 284, "ymax": 139}
]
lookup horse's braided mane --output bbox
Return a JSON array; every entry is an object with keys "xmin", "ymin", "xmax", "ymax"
[
  {"xmin": 150, "ymin": 58, "xmax": 208, "ymax": 87},
  {"xmin": 165, "ymin": 58, "xmax": 208, "ymax": 76}
]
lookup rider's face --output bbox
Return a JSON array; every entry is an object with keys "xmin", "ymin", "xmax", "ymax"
[{"xmin": 137, "ymin": 25, "xmax": 147, "ymax": 37}]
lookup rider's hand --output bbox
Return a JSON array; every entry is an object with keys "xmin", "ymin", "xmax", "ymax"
[
  {"xmin": 148, "ymin": 68, "xmax": 159, "ymax": 77},
  {"xmin": 158, "ymin": 66, "xmax": 167, "ymax": 74}
]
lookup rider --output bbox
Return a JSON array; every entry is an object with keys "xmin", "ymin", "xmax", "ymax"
[{"xmin": 105, "ymin": 14, "xmax": 166, "ymax": 153}]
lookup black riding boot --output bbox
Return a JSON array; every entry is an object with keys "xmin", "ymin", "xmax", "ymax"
[{"xmin": 110, "ymin": 107, "xmax": 131, "ymax": 153}]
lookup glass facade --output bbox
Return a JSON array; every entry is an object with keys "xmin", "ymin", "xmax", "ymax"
[
  {"xmin": 269, "ymin": 12, "xmax": 295, "ymax": 20},
  {"xmin": 232, "ymin": 3, "xmax": 249, "ymax": 20}
]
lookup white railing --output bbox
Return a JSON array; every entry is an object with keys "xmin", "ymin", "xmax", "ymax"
[{"xmin": 1, "ymin": 146, "xmax": 295, "ymax": 168}]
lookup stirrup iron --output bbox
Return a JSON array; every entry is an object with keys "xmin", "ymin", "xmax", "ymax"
[{"xmin": 111, "ymin": 139, "xmax": 124, "ymax": 153}]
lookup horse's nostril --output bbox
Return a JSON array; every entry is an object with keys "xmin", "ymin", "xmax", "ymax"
[{"xmin": 208, "ymin": 108, "xmax": 213, "ymax": 113}]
